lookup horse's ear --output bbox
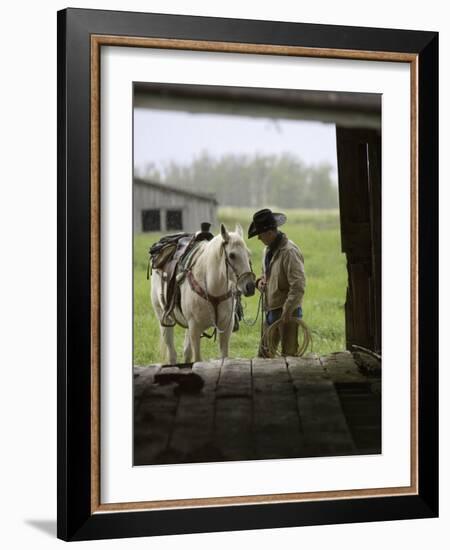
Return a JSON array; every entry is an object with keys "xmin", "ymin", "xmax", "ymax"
[
  {"xmin": 235, "ymin": 223, "xmax": 244, "ymax": 238},
  {"xmin": 220, "ymin": 223, "xmax": 230, "ymax": 243}
]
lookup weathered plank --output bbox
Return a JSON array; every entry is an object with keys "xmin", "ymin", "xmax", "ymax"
[
  {"xmin": 321, "ymin": 351, "xmax": 368, "ymax": 383},
  {"xmin": 335, "ymin": 382, "xmax": 381, "ymax": 453},
  {"xmin": 133, "ymin": 353, "xmax": 381, "ymax": 465},
  {"xmin": 168, "ymin": 361, "xmax": 222, "ymax": 463},
  {"xmin": 214, "ymin": 358, "xmax": 254, "ymax": 460},
  {"xmin": 286, "ymin": 354, "xmax": 322, "ymax": 369},
  {"xmin": 154, "ymin": 368, "xmax": 205, "ymax": 393},
  {"xmin": 252, "ymin": 357, "xmax": 304, "ymax": 459},
  {"xmin": 216, "ymin": 358, "xmax": 252, "ymax": 397},
  {"xmin": 287, "ymin": 356, "xmax": 355, "ymax": 456},
  {"xmin": 320, "ymin": 352, "xmax": 381, "ymax": 454},
  {"xmin": 133, "ymin": 364, "xmax": 162, "ymax": 408},
  {"xmin": 351, "ymin": 350, "xmax": 382, "ymax": 395},
  {"xmin": 133, "ymin": 371, "xmax": 180, "ymax": 465}
]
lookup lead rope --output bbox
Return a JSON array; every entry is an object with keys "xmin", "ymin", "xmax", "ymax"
[
  {"xmin": 260, "ymin": 291, "xmax": 269, "ymax": 356},
  {"xmin": 241, "ymin": 292, "xmax": 263, "ymax": 327}
]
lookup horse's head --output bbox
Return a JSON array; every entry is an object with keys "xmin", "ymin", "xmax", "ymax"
[{"xmin": 220, "ymin": 223, "xmax": 256, "ymax": 297}]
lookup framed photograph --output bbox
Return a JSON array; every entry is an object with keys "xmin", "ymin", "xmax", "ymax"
[{"xmin": 57, "ymin": 8, "xmax": 438, "ymax": 541}]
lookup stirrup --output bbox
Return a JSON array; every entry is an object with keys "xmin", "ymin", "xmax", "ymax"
[{"xmin": 161, "ymin": 311, "xmax": 176, "ymax": 328}]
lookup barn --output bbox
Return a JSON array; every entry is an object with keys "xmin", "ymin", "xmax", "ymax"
[{"xmin": 133, "ymin": 177, "xmax": 218, "ymax": 234}]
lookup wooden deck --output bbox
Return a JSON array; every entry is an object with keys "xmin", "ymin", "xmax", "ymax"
[{"xmin": 133, "ymin": 351, "xmax": 381, "ymax": 466}]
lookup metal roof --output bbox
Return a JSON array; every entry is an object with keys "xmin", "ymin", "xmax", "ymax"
[{"xmin": 134, "ymin": 177, "xmax": 218, "ymax": 204}]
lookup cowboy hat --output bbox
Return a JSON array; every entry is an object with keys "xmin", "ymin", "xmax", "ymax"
[{"xmin": 247, "ymin": 208, "xmax": 287, "ymax": 239}]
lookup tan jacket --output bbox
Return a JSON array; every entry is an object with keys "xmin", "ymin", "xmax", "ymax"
[{"xmin": 261, "ymin": 234, "xmax": 306, "ymax": 315}]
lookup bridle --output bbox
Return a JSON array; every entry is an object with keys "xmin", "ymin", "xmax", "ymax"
[{"xmin": 222, "ymin": 241, "xmax": 256, "ymax": 289}]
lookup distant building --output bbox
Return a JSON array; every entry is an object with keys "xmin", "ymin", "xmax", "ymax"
[{"xmin": 134, "ymin": 178, "xmax": 218, "ymax": 234}]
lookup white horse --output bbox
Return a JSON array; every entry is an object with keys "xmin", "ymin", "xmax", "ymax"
[{"xmin": 151, "ymin": 223, "xmax": 255, "ymax": 364}]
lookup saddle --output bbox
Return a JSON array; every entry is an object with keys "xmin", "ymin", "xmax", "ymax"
[{"xmin": 148, "ymin": 223, "xmax": 214, "ymax": 327}]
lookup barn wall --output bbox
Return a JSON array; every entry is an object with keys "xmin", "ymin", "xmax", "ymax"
[
  {"xmin": 133, "ymin": 182, "xmax": 217, "ymax": 234},
  {"xmin": 336, "ymin": 127, "xmax": 381, "ymax": 354}
]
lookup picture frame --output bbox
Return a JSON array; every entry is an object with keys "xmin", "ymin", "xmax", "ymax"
[{"xmin": 57, "ymin": 7, "xmax": 438, "ymax": 541}]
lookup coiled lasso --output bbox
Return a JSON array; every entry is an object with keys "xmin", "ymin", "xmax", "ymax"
[{"xmin": 260, "ymin": 317, "xmax": 313, "ymax": 358}]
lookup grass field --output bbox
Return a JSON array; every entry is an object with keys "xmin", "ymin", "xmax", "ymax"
[{"xmin": 134, "ymin": 208, "xmax": 347, "ymax": 365}]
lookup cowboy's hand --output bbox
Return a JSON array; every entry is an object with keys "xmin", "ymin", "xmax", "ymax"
[{"xmin": 257, "ymin": 277, "xmax": 267, "ymax": 292}]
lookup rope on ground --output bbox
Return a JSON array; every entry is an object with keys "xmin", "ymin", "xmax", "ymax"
[{"xmin": 261, "ymin": 317, "xmax": 313, "ymax": 358}]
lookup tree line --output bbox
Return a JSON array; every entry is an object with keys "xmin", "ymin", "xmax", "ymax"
[{"xmin": 136, "ymin": 152, "xmax": 338, "ymax": 209}]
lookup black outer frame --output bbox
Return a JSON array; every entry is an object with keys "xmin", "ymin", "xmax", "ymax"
[{"xmin": 57, "ymin": 8, "xmax": 438, "ymax": 542}]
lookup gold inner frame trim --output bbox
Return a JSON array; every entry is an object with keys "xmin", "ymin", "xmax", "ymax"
[{"xmin": 90, "ymin": 34, "xmax": 419, "ymax": 514}]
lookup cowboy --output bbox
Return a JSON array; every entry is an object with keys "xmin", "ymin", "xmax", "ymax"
[{"xmin": 248, "ymin": 208, "xmax": 306, "ymax": 357}]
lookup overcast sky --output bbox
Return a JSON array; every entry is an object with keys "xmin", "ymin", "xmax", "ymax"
[{"xmin": 134, "ymin": 108, "xmax": 338, "ymax": 179}]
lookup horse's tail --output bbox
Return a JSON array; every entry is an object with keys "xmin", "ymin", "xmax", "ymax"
[{"xmin": 151, "ymin": 269, "xmax": 174, "ymax": 364}]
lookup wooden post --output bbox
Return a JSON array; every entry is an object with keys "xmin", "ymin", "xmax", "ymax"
[{"xmin": 336, "ymin": 127, "xmax": 381, "ymax": 353}]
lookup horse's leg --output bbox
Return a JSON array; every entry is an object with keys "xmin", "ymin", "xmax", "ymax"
[
  {"xmin": 218, "ymin": 307, "xmax": 234, "ymax": 359},
  {"xmin": 188, "ymin": 321, "xmax": 203, "ymax": 363},
  {"xmin": 218, "ymin": 327, "xmax": 233, "ymax": 359},
  {"xmin": 183, "ymin": 330, "xmax": 192, "ymax": 363},
  {"xmin": 160, "ymin": 325, "xmax": 177, "ymax": 365}
]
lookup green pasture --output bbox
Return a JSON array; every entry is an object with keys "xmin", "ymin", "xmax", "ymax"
[{"xmin": 134, "ymin": 208, "xmax": 347, "ymax": 365}]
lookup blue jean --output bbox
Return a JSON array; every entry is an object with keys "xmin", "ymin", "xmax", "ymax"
[{"xmin": 266, "ymin": 306, "xmax": 303, "ymax": 325}]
